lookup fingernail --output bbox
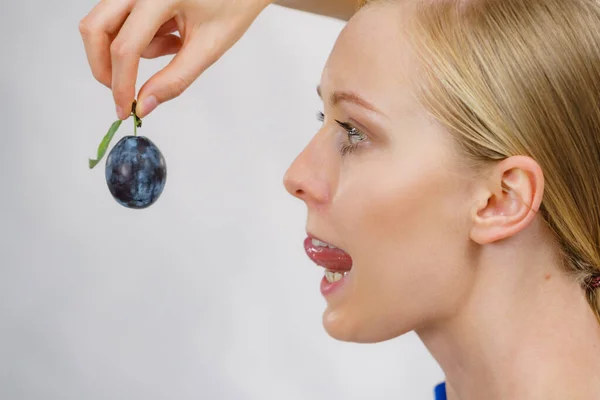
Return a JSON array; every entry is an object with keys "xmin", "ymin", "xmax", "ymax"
[
  {"xmin": 116, "ymin": 105, "xmax": 125, "ymax": 120},
  {"xmin": 139, "ymin": 96, "xmax": 158, "ymax": 117}
]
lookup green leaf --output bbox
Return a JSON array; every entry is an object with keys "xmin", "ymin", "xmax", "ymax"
[{"xmin": 88, "ymin": 120, "xmax": 123, "ymax": 169}]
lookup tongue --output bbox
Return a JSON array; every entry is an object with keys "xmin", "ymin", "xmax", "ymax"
[{"xmin": 304, "ymin": 238, "xmax": 353, "ymax": 271}]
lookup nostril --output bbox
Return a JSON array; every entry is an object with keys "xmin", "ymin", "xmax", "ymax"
[{"xmin": 296, "ymin": 189, "xmax": 305, "ymax": 196}]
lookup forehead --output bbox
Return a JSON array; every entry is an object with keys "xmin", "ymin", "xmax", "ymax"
[{"xmin": 320, "ymin": 2, "xmax": 423, "ymax": 116}]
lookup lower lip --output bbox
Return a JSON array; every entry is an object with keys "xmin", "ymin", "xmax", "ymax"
[{"xmin": 320, "ymin": 273, "xmax": 348, "ymax": 297}]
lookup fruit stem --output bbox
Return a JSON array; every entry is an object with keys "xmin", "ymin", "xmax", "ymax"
[{"xmin": 131, "ymin": 100, "xmax": 142, "ymax": 136}]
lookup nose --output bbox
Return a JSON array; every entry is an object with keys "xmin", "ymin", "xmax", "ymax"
[{"xmin": 283, "ymin": 140, "xmax": 330, "ymax": 205}]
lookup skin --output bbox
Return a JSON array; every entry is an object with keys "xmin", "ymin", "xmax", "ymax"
[
  {"xmin": 78, "ymin": 0, "xmax": 355, "ymax": 121},
  {"xmin": 79, "ymin": 0, "xmax": 273, "ymax": 119},
  {"xmin": 283, "ymin": 2, "xmax": 600, "ymax": 399}
]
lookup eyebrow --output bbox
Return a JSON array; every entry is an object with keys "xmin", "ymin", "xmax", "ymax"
[{"xmin": 316, "ymin": 85, "xmax": 382, "ymax": 114}]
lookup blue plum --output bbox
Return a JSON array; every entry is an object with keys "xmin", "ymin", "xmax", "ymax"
[{"xmin": 105, "ymin": 136, "xmax": 167, "ymax": 209}]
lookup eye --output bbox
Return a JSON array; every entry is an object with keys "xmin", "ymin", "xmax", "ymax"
[
  {"xmin": 317, "ymin": 110, "xmax": 368, "ymax": 156},
  {"xmin": 335, "ymin": 119, "xmax": 367, "ymax": 155},
  {"xmin": 336, "ymin": 120, "xmax": 366, "ymax": 144}
]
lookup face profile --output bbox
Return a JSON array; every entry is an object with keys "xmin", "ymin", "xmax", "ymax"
[{"xmin": 284, "ymin": 2, "xmax": 480, "ymax": 343}]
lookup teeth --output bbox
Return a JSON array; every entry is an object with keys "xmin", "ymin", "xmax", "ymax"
[
  {"xmin": 311, "ymin": 238, "xmax": 337, "ymax": 249},
  {"xmin": 312, "ymin": 238, "xmax": 326, "ymax": 247},
  {"xmin": 324, "ymin": 269, "xmax": 347, "ymax": 283}
]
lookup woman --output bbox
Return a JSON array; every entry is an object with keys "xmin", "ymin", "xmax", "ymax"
[{"xmin": 79, "ymin": 0, "xmax": 600, "ymax": 398}]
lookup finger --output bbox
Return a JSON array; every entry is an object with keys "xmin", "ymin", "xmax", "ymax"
[
  {"xmin": 156, "ymin": 18, "xmax": 178, "ymax": 36},
  {"xmin": 136, "ymin": 36, "xmax": 222, "ymax": 118},
  {"xmin": 110, "ymin": 0, "xmax": 174, "ymax": 119},
  {"xmin": 141, "ymin": 34, "xmax": 183, "ymax": 59},
  {"xmin": 79, "ymin": 0, "xmax": 134, "ymax": 87}
]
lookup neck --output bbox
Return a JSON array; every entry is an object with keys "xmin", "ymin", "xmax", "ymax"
[{"xmin": 417, "ymin": 241, "xmax": 600, "ymax": 399}]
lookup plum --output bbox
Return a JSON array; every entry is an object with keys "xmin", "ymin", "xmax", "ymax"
[
  {"xmin": 105, "ymin": 136, "xmax": 167, "ymax": 209},
  {"xmin": 89, "ymin": 101, "xmax": 167, "ymax": 209}
]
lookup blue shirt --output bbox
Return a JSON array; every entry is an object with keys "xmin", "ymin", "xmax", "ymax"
[{"xmin": 434, "ymin": 382, "xmax": 447, "ymax": 400}]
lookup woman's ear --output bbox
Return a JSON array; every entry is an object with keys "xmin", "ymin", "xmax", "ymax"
[{"xmin": 470, "ymin": 155, "xmax": 545, "ymax": 244}]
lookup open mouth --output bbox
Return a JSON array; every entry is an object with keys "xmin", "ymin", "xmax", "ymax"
[{"xmin": 303, "ymin": 236, "xmax": 353, "ymax": 291}]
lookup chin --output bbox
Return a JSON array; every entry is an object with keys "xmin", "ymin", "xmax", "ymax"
[{"xmin": 322, "ymin": 306, "xmax": 410, "ymax": 343}]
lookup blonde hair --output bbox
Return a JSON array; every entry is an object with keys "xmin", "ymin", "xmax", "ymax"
[{"xmin": 359, "ymin": 0, "xmax": 600, "ymax": 321}]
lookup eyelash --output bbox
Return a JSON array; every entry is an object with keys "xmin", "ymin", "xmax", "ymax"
[{"xmin": 317, "ymin": 111, "xmax": 367, "ymax": 156}]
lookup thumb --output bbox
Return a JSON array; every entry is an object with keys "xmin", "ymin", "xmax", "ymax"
[{"xmin": 136, "ymin": 36, "xmax": 221, "ymax": 118}]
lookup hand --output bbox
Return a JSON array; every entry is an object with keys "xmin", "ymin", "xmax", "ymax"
[{"xmin": 79, "ymin": 0, "xmax": 272, "ymax": 119}]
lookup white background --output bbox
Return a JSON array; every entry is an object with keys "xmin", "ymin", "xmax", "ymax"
[{"xmin": 0, "ymin": 1, "xmax": 444, "ymax": 398}]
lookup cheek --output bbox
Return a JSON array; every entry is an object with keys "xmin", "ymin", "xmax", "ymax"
[
  {"xmin": 330, "ymin": 154, "xmax": 471, "ymax": 336},
  {"xmin": 337, "ymin": 154, "xmax": 465, "ymax": 257}
]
